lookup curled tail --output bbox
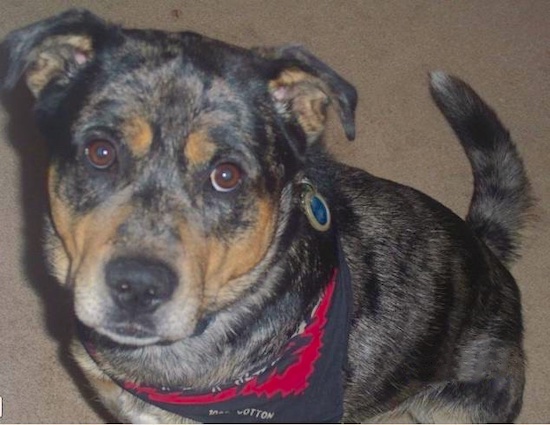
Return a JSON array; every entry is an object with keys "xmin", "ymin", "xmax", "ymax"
[{"xmin": 429, "ymin": 71, "xmax": 532, "ymax": 265}]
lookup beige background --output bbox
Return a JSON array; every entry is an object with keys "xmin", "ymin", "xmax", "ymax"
[{"xmin": 0, "ymin": 1, "xmax": 548, "ymax": 423}]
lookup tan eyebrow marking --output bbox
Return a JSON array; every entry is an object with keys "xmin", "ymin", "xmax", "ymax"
[
  {"xmin": 184, "ymin": 130, "xmax": 217, "ymax": 166},
  {"xmin": 124, "ymin": 117, "xmax": 153, "ymax": 158}
]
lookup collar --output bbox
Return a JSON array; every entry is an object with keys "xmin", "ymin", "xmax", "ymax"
[{"xmin": 80, "ymin": 255, "xmax": 352, "ymax": 423}]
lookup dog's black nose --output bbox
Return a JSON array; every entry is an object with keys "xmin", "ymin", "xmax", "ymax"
[{"xmin": 105, "ymin": 257, "xmax": 177, "ymax": 314}]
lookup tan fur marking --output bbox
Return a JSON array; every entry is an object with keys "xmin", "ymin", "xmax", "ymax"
[
  {"xmin": 26, "ymin": 35, "xmax": 93, "ymax": 97},
  {"xmin": 54, "ymin": 35, "xmax": 93, "ymax": 52},
  {"xmin": 45, "ymin": 224, "xmax": 72, "ymax": 284},
  {"xmin": 48, "ymin": 167, "xmax": 77, "ymax": 271},
  {"xmin": 294, "ymin": 89, "xmax": 327, "ymax": 137},
  {"xmin": 71, "ymin": 205, "xmax": 131, "ymax": 278},
  {"xmin": 270, "ymin": 68, "xmax": 310, "ymax": 88},
  {"xmin": 48, "ymin": 167, "xmax": 132, "ymax": 284},
  {"xmin": 175, "ymin": 198, "xmax": 277, "ymax": 310},
  {"xmin": 184, "ymin": 131, "xmax": 217, "ymax": 166},
  {"xmin": 269, "ymin": 69, "xmax": 329, "ymax": 141},
  {"xmin": 124, "ymin": 117, "xmax": 153, "ymax": 158},
  {"xmin": 27, "ymin": 52, "xmax": 64, "ymax": 96},
  {"xmin": 204, "ymin": 198, "xmax": 276, "ymax": 306}
]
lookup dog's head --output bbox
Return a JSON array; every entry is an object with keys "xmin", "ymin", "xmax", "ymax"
[{"xmin": 1, "ymin": 9, "xmax": 356, "ymax": 346}]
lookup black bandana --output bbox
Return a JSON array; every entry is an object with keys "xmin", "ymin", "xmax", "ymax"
[{"xmin": 81, "ymin": 257, "xmax": 352, "ymax": 423}]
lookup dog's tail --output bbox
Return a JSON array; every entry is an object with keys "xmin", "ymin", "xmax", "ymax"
[{"xmin": 429, "ymin": 71, "xmax": 532, "ymax": 266}]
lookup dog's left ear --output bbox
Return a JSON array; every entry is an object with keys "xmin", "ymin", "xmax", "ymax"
[
  {"xmin": 257, "ymin": 44, "xmax": 357, "ymax": 149},
  {"xmin": 0, "ymin": 8, "xmax": 110, "ymax": 98}
]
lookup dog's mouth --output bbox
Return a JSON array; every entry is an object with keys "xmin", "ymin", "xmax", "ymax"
[{"xmin": 96, "ymin": 322, "xmax": 162, "ymax": 346}]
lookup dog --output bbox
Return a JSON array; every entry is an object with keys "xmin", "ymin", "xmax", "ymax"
[{"xmin": 1, "ymin": 9, "xmax": 532, "ymax": 423}]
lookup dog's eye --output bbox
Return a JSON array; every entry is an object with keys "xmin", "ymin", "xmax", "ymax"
[
  {"xmin": 84, "ymin": 139, "xmax": 117, "ymax": 169},
  {"xmin": 210, "ymin": 163, "xmax": 243, "ymax": 192}
]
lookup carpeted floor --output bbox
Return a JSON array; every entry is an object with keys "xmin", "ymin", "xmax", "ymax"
[{"xmin": 0, "ymin": 1, "xmax": 548, "ymax": 423}]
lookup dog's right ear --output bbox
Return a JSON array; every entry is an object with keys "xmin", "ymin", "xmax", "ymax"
[
  {"xmin": 255, "ymin": 44, "xmax": 357, "ymax": 144},
  {"xmin": 0, "ymin": 9, "xmax": 110, "ymax": 98}
]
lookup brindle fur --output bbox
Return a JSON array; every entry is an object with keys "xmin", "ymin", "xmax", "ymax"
[{"xmin": 1, "ymin": 9, "xmax": 531, "ymax": 423}]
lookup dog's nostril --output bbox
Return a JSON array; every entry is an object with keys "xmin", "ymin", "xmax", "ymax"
[
  {"xmin": 117, "ymin": 282, "xmax": 131, "ymax": 293},
  {"xmin": 105, "ymin": 257, "xmax": 177, "ymax": 314}
]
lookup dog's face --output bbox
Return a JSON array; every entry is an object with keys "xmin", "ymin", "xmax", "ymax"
[{"xmin": 2, "ymin": 9, "xmax": 356, "ymax": 346}]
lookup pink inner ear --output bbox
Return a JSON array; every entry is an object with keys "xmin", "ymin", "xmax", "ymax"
[
  {"xmin": 272, "ymin": 86, "xmax": 288, "ymax": 101},
  {"xmin": 74, "ymin": 49, "xmax": 89, "ymax": 65}
]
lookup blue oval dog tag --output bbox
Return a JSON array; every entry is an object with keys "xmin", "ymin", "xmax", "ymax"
[
  {"xmin": 301, "ymin": 180, "xmax": 331, "ymax": 232},
  {"xmin": 311, "ymin": 194, "xmax": 329, "ymax": 227}
]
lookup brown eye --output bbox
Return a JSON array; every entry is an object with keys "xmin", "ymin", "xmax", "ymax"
[
  {"xmin": 210, "ymin": 163, "xmax": 243, "ymax": 192},
  {"xmin": 84, "ymin": 139, "xmax": 117, "ymax": 169}
]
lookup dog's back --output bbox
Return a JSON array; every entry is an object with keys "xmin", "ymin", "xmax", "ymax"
[{"xmin": 340, "ymin": 74, "xmax": 530, "ymax": 423}]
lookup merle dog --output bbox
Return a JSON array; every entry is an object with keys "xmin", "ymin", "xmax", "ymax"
[{"xmin": 1, "ymin": 9, "xmax": 531, "ymax": 423}]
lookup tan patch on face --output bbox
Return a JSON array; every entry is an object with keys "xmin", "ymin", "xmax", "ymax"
[
  {"xmin": 124, "ymin": 117, "xmax": 153, "ymax": 158},
  {"xmin": 48, "ymin": 167, "xmax": 132, "ymax": 285},
  {"xmin": 269, "ymin": 68, "xmax": 329, "ymax": 142},
  {"xmin": 176, "ymin": 198, "xmax": 277, "ymax": 310},
  {"xmin": 26, "ymin": 35, "xmax": 93, "ymax": 97},
  {"xmin": 184, "ymin": 130, "xmax": 217, "ymax": 166},
  {"xmin": 44, "ymin": 222, "xmax": 71, "ymax": 284}
]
